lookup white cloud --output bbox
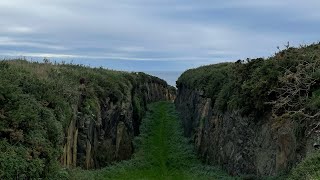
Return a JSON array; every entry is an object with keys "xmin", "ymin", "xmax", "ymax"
[
  {"xmin": 3, "ymin": 26, "xmax": 34, "ymax": 33},
  {"xmin": 0, "ymin": 37, "xmax": 67, "ymax": 50},
  {"xmin": 0, "ymin": 50, "xmax": 226, "ymax": 62},
  {"xmin": 114, "ymin": 46, "xmax": 149, "ymax": 53},
  {"xmin": 5, "ymin": 52, "xmax": 79, "ymax": 58}
]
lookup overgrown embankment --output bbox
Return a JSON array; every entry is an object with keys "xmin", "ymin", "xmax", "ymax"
[
  {"xmin": 71, "ymin": 102, "xmax": 233, "ymax": 180},
  {"xmin": 0, "ymin": 60, "xmax": 175, "ymax": 179},
  {"xmin": 175, "ymin": 43, "xmax": 320, "ymax": 178}
]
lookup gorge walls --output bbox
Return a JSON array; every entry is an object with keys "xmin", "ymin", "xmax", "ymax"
[
  {"xmin": 175, "ymin": 44, "xmax": 320, "ymax": 177},
  {"xmin": 175, "ymin": 86, "xmax": 320, "ymax": 176},
  {"xmin": 61, "ymin": 74, "xmax": 175, "ymax": 169},
  {"xmin": 0, "ymin": 60, "xmax": 175, "ymax": 179}
]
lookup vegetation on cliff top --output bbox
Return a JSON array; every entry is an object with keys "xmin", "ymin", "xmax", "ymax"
[
  {"xmin": 71, "ymin": 102, "xmax": 233, "ymax": 180},
  {"xmin": 177, "ymin": 43, "xmax": 320, "ymax": 119},
  {"xmin": 0, "ymin": 59, "xmax": 174, "ymax": 179}
]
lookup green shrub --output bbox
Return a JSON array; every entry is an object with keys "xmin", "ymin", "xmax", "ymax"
[{"xmin": 288, "ymin": 151, "xmax": 320, "ymax": 180}]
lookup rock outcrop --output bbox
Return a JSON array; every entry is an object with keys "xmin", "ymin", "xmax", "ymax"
[
  {"xmin": 175, "ymin": 85, "xmax": 320, "ymax": 177},
  {"xmin": 61, "ymin": 75, "xmax": 175, "ymax": 169}
]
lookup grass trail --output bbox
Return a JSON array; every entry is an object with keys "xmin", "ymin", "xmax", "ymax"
[{"xmin": 71, "ymin": 102, "xmax": 234, "ymax": 180}]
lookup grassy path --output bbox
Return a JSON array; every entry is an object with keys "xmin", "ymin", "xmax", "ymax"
[{"xmin": 72, "ymin": 102, "xmax": 233, "ymax": 180}]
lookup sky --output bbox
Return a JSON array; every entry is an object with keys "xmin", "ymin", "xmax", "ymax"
[{"xmin": 0, "ymin": 0, "xmax": 320, "ymax": 85}]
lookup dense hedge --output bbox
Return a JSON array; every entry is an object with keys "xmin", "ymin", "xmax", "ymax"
[
  {"xmin": 177, "ymin": 43, "xmax": 320, "ymax": 117},
  {"xmin": 0, "ymin": 59, "xmax": 172, "ymax": 179}
]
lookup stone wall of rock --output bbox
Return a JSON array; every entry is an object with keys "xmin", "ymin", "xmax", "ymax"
[
  {"xmin": 175, "ymin": 85, "xmax": 320, "ymax": 177},
  {"xmin": 61, "ymin": 79, "xmax": 175, "ymax": 169}
]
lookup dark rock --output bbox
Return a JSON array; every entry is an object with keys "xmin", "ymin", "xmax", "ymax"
[
  {"xmin": 175, "ymin": 86, "xmax": 314, "ymax": 176},
  {"xmin": 61, "ymin": 80, "xmax": 175, "ymax": 169}
]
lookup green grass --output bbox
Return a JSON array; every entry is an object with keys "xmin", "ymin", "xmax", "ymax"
[{"xmin": 71, "ymin": 102, "xmax": 234, "ymax": 180}]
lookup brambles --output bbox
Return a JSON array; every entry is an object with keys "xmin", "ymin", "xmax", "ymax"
[{"xmin": 267, "ymin": 60, "xmax": 320, "ymax": 136}]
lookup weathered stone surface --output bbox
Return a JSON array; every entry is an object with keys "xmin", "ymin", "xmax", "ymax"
[
  {"xmin": 175, "ymin": 85, "xmax": 320, "ymax": 177},
  {"xmin": 61, "ymin": 80, "xmax": 175, "ymax": 169}
]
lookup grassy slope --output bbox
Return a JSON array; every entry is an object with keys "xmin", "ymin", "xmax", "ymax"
[
  {"xmin": 71, "ymin": 102, "xmax": 234, "ymax": 180},
  {"xmin": 0, "ymin": 60, "xmax": 172, "ymax": 179}
]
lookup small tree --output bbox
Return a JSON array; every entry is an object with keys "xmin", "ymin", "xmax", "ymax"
[{"xmin": 43, "ymin": 58, "xmax": 50, "ymax": 64}]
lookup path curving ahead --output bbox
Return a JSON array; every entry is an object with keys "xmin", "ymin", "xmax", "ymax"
[{"xmin": 72, "ymin": 102, "xmax": 234, "ymax": 180}]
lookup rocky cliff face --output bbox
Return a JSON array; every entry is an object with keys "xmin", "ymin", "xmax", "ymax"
[
  {"xmin": 61, "ymin": 78, "xmax": 175, "ymax": 169},
  {"xmin": 175, "ymin": 86, "xmax": 320, "ymax": 176},
  {"xmin": 0, "ymin": 60, "xmax": 177, "ymax": 178}
]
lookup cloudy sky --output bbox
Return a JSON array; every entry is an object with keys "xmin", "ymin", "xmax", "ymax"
[{"xmin": 0, "ymin": 0, "xmax": 320, "ymax": 85}]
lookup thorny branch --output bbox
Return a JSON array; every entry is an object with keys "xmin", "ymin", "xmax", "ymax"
[{"xmin": 266, "ymin": 60, "xmax": 320, "ymax": 137}]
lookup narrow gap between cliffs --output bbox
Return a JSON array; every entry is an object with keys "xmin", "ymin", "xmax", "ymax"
[{"xmin": 71, "ymin": 101, "xmax": 233, "ymax": 180}]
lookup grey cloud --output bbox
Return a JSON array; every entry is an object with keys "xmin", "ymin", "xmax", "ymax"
[{"xmin": 0, "ymin": 0, "xmax": 319, "ymax": 64}]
